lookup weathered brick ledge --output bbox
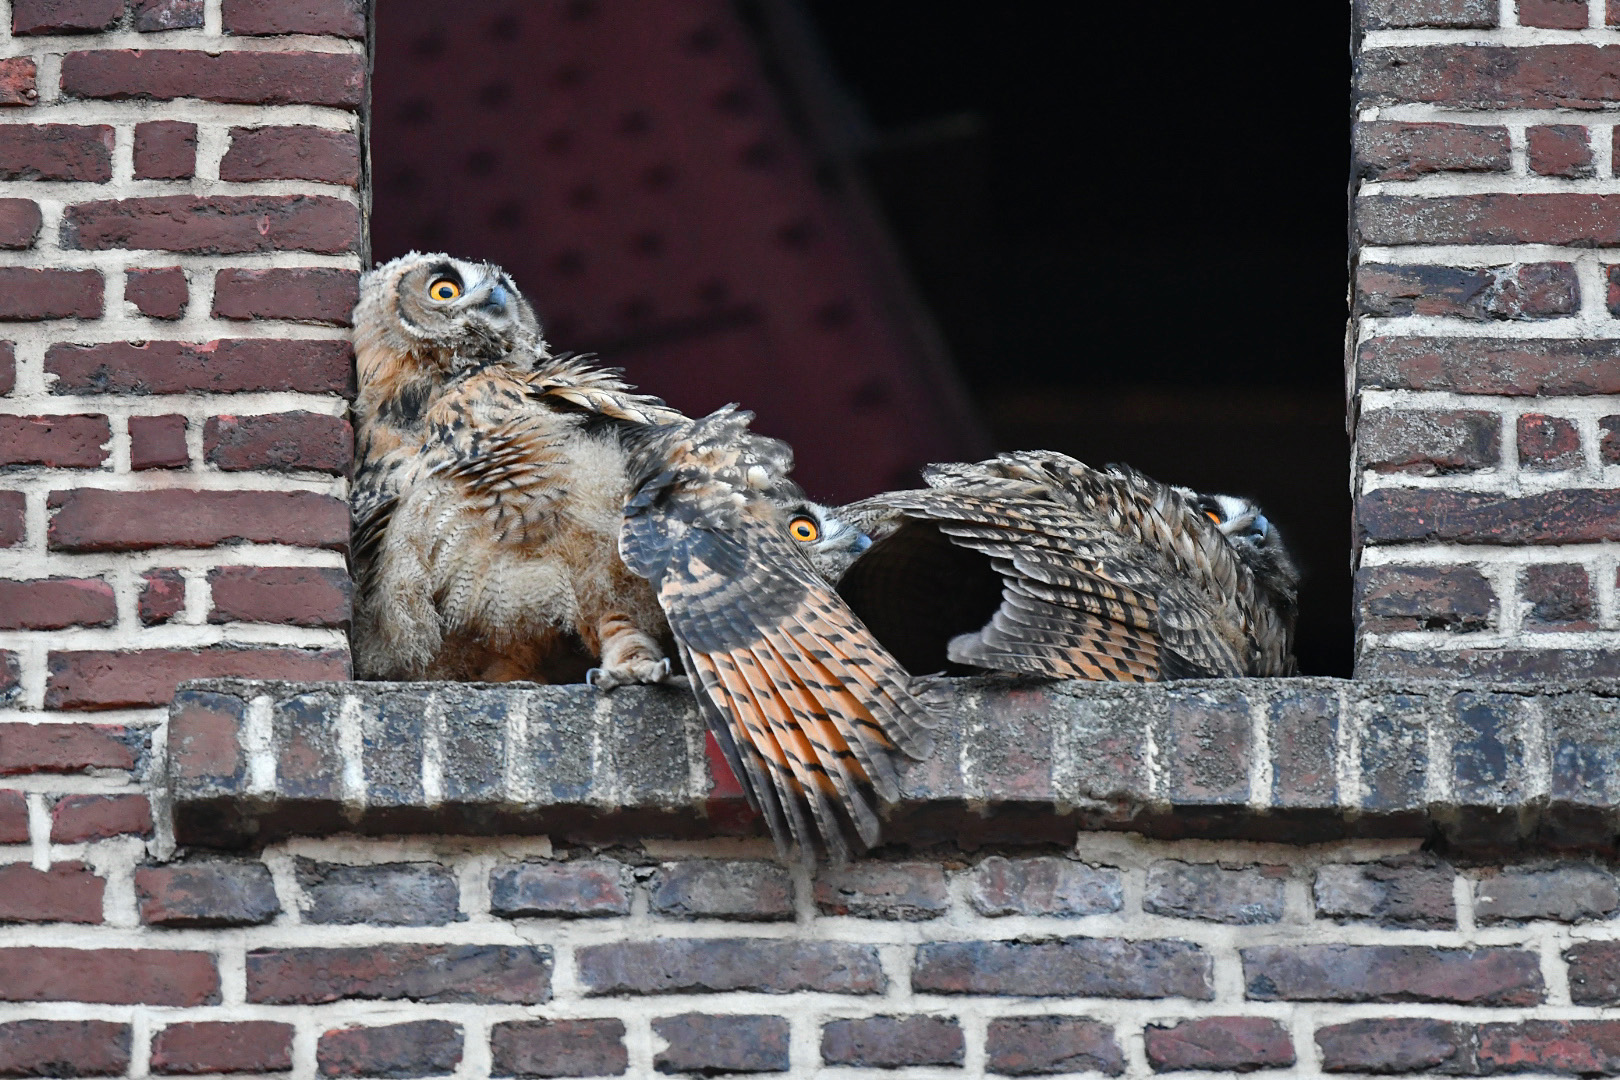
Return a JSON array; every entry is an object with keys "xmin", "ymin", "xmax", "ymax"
[{"xmin": 166, "ymin": 677, "xmax": 1620, "ymax": 852}]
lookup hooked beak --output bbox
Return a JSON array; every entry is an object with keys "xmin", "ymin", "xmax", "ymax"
[
  {"xmin": 853, "ymin": 533, "xmax": 873, "ymax": 554},
  {"xmin": 479, "ymin": 283, "xmax": 509, "ymax": 315}
]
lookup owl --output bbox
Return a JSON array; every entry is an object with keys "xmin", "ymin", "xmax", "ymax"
[
  {"xmin": 351, "ymin": 253, "xmax": 940, "ymax": 861},
  {"xmin": 834, "ymin": 451, "xmax": 1299, "ymax": 681}
]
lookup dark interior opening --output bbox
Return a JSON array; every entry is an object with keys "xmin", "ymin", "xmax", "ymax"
[{"xmin": 371, "ymin": 0, "xmax": 1352, "ymax": 676}]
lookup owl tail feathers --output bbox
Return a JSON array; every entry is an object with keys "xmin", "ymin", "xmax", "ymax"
[{"xmin": 621, "ymin": 405, "xmax": 798, "ymax": 505}]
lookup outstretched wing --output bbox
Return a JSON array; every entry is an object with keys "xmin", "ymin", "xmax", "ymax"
[{"xmin": 620, "ymin": 409, "xmax": 939, "ymax": 863}]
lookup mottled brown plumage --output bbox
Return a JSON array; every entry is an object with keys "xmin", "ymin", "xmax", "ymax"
[{"xmin": 837, "ymin": 451, "xmax": 1299, "ymax": 681}]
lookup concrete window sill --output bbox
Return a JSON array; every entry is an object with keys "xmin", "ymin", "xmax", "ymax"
[{"xmin": 166, "ymin": 677, "xmax": 1620, "ymax": 853}]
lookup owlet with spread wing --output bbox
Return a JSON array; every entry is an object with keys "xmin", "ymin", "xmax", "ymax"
[
  {"xmin": 350, "ymin": 253, "xmax": 940, "ymax": 861},
  {"xmin": 834, "ymin": 451, "xmax": 1299, "ymax": 681}
]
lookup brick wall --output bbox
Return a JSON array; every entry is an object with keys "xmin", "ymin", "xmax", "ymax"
[
  {"xmin": 7, "ymin": 831, "xmax": 1620, "ymax": 1077},
  {"xmin": 1353, "ymin": 0, "xmax": 1620, "ymax": 678}
]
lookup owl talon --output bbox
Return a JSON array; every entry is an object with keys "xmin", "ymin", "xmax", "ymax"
[{"xmin": 585, "ymin": 667, "xmax": 602, "ymax": 690}]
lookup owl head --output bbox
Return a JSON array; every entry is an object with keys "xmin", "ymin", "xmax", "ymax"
[
  {"xmin": 355, "ymin": 253, "xmax": 544, "ymax": 384},
  {"xmin": 1188, "ymin": 491, "xmax": 1300, "ymax": 609},
  {"xmin": 781, "ymin": 499, "xmax": 872, "ymax": 582}
]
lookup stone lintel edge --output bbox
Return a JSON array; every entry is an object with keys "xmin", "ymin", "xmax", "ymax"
[{"xmin": 162, "ymin": 676, "xmax": 1620, "ymax": 852}]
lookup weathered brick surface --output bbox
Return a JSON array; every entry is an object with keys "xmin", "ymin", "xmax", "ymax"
[
  {"xmin": 0, "ymin": 58, "xmax": 37, "ymax": 105},
  {"xmin": 1522, "ymin": 564, "xmax": 1596, "ymax": 630},
  {"xmin": 46, "ymin": 646, "xmax": 348, "ymax": 709},
  {"xmin": 128, "ymin": 414, "xmax": 189, "ymax": 470},
  {"xmin": 821, "ymin": 1015, "xmax": 963, "ymax": 1068},
  {"xmin": 0, "ymin": 268, "xmax": 103, "ymax": 320},
  {"xmin": 0, "ymin": 1020, "xmax": 131, "ymax": 1077},
  {"xmin": 298, "ymin": 859, "xmax": 459, "ymax": 926},
  {"xmin": 51, "ymin": 791, "xmax": 152, "ymax": 840},
  {"xmin": 1520, "ymin": 0, "xmax": 1589, "ymax": 27},
  {"xmin": 12, "ymin": 0, "xmax": 123, "ymax": 34},
  {"xmin": 914, "ymin": 938, "xmax": 1212, "ymax": 999},
  {"xmin": 655, "ymin": 1013, "xmax": 790, "ymax": 1075},
  {"xmin": 1355, "ymin": 122, "xmax": 1510, "ymax": 181},
  {"xmin": 1144, "ymin": 861, "xmax": 1286, "ymax": 925},
  {"xmin": 1243, "ymin": 945, "xmax": 1544, "ymax": 1005},
  {"xmin": 212, "ymin": 267, "xmax": 359, "ymax": 324},
  {"xmin": 136, "ymin": 860, "xmax": 280, "ymax": 927},
  {"xmin": 0, "ymin": 790, "xmax": 27, "ymax": 843},
  {"xmin": 0, "ymin": 577, "xmax": 115, "ymax": 630},
  {"xmin": 132, "ymin": 120, "xmax": 196, "ymax": 180},
  {"xmin": 490, "ymin": 860, "xmax": 631, "ymax": 919},
  {"xmin": 1358, "ymin": 489, "xmax": 1620, "ymax": 545},
  {"xmin": 813, "ymin": 861, "xmax": 949, "ymax": 920},
  {"xmin": 139, "ymin": 568, "xmax": 186, "ymax": 625},
  {"xmin": 1362, "ymin": 0, "xmax": 1496, "ymax": 28},
  {"xmin": 318, "ymin": 1021, "xmax": 462, "ymax": 1078},
  {"xmin": 124, "ymin": 267, "xmax": 188, "ymax": 320},
  {"xmin": 1144, "ymin": 1017, "xmax": 1294, "ymax": 1073},
  {"xmin": 1314, "ymin": 859, "xmax": 1457, "ymax": 927},
  {"xmin": 1567, "ymin": 941, "xmax": 1620, "ymax": 1003},
  {"xmin": 0, "ymin": 414, "xmax": 109, "ymax": 467},
  {"xmin": 1476, "ymin": 866, "xmax": 1620, "ymax": 924},
  {"xmin": 1528, "ymin": 123, "xmax": 1595, "ymax": 176},
  {"xmin": 247, "ymin": 945, "xmax": 552, "ymax": 1004},
  {"xmin": 577, "ymin": 939, "xmax": 884, "ymax": 996},
  {"xmin": 48, "ymin": 488, "xmax": 347, "ymax": 552},
  {"xmin": 986, "ymin": 1017, "xmax": 1125, "ymax": 1076},
  {"xmin": 489, "ymin": 1019, "xmax": 627, "ymax": 1079},
  {"xmin": 1359, "ymin": 336, "xmax": 1620, "ymax": 395},
  {"xmin": 62, "ymin": 49, "xmax": 365, "ymax": 107},
  {"xmin": 223, "ymin": 0, "xmax": 365, "ymax": 38},
  {"xmin": 649, "ymin": 859, "xmax": 793, "ymax": 920},
  {"xmin": 1478, "ymin": 1020, "xmax": 1620, "ymax": 1073},
  {"xmin": 1518, "ymin": 413, "xmax": 1584, "ymax": 470},
  {"xmin": 1602, "ymin": 414, "xmax": 1620, "ymax": 464},
  {"xmin": 221, "ymin": 126, "xmax": 361, "ymax": 185},
  {"xmin": 0, "ymin": 199, "xmax": 41, "ymax": 249},
  {"xmin": 1356, "ymin": 263, "xmax": 1578, "ymax": 321},
  {"xmin": 0, "ymin": 947, "xmax": 218, "ymax": 1004},
  {"xmin": 1355, "ymin": 566, "xmax": 1495, "ymax": 633},
  {"xmin": 133, "ymin": 0, "xmax": 203, "ymax": 31},
  {"xmin": 64, "ymin": 195, "xmax": 359, "ymax": 254},
  {"xmin": 203, "ymin": 411, "xmax": 352, "ymax": 473},
  {"xmin": 970, "ymin": 855, "xmax": 1123, "ymax": 917},
  {"xmin": 0, "ymin": 861, "xmax": 104, "ymax": 923},
  {"xmin": 1316, "ymin": 1018, "xmax": 1470, "ymax": 1073},
  {"xmin": 1360, "ymin": 193, "xmax": 1620, "ymax": 247},
  {"xmin": 151, "ymin": 1021, "xmax": 294, "ymax": 1075},
  {"xmin": 47, "ymin": 338, "xmax": 354, "ymax": 395},
  {"xmin": 0, "ymin": 720, "xmax": 135, "ymax": 774},
  {"xmin": 209, "ymin": 566, "xmax": 351, "ymax": 627},
  {"xmin": 1361, "ymin": 46, "xmax": 1620, "ymax": 110},
  {"xmin": 0, "ymin": 124, "xmax": 112, "ymax": 181}
]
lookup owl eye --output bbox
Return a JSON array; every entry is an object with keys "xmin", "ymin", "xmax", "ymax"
[
  {"xmin": 789, "ymin": 516, "xmax": 820, "ymax": 543},
  {"xmin": 428, "ymin": 278, "xmax": 462, "ymax": 302},
  {"xmin": 1204, "ymin": 510, "xmax": 1223, "ymax": 525}
]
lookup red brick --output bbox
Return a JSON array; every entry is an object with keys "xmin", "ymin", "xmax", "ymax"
[
  {"xmin": 1356, "ymin": 263, "xmax": 1577, "ymax": 321},
  {"xmin": 152, "ymin": 1021, "xmax": 293, "ymax": 1075},
  {"xmin": 204, "ymin": 411, "xmax": 352, "ymax": 473},
  {"xmin": 1520, "ymin": 0, "xmax": 1588, "ymax": 26},
  {"xmin": 813, "ymin": 862, "xmax": 950, "ymax": 920},
  {"xmin": 132, "ymin": 119, "xmax": 196, "ymax": 180},
  {"xmin": 137, "ymin": 860, "xmax": 279, "ymax": 927},
  {"xmin": 0, "ymin": 268, "xmax": 103, "ymax": 321},
  {"xmin": 489, "ymin": 860, "xmax": 631, "ymax": 919},
  {"xmin": 1315, "ymin": 858, "xmax": 1458, "ymax": 927},
  {"xmin": 133, "ymin": 0, "xmax": 203, "ymax": 31},
  {"xmin": 1479, "ymin": 1020, "xmax": 1620, "ymax": 1073},
  {"xmin": 1316, "ymin": 1018, "xmax": 1471, "ymax": 1073},
  {"xmin": 0, "ymin": 947, "xmax": 218, "ymax": 1004},
  {"xmin": 129, "ymin": 413, "xmax": 189, "ymax": 469},
  {"xmin": 0, "ymin": 414, "xmax": 109, "ymax": 466},
  {"xmin": 1612, "ymin": 0, "xmax": 1620, "ymax": 24},
  {"xmin": 0, "ymin": 123, "xmax": 112, "ymax": 181},
  {"xmin": 46, "ymin": 647, "xmax": 349, "ymax": 710},
  {"xmin": 0, "ymin": 789, "xmax": 26, "ymax": 843},
  {"xmin": 0, "ymin": 491, "xmax": 19, "ymax": 548},
  {"xmin": 1602, "ymin": 414, "xmax": 1620, "ymax": 464},
  {"xmin": 0, "ymin": 861, "xmax": 103, "ymax": 923},
  {"xmin": 62, "ymin": 49, "xmax": 365, "ymax": 108},
  {"xmin": 0, "ymin": 58, "xmax": 39, "ymax": 106},
  {"xmin": 1361, "ymin": 46, "xmax": 1620, "ymax": 110},
  {"xmin": 1145, "ymin": 1017, "xmax": 1294, "ymax": 1073},
  {"xmin": 986, "ymin": 1017, "xmax": 1124, "ymax": 1076},
  {"xmin": 821, "ymin": 1016, "xmax": 962, "ymax": 1069},
  {"xmin": 1144, "ymin": 861, "xmax": 1287, "ymax": 924},
  {"xmin": 208, "ymin": 567, "xmax": 350, "ymax": 628},
  {"xmin": 1361, "ymin": 194, "xmax": 1620, "ymax": 246},
  {"xmin": 0, "ymin": 722, "xmax": 136, "ymax": 774},
  {"xmin": 1529, "ymin": 124, "xmax": 1595, "ymax": 177},
  {"xmin": 224, "ymin": 0, "xmax": 364, "ymax": 36},
  {"xmin": 1359, "ymin": 489, "xmax": 1620, "ymax": 545},
  {"xmin": 1360, "ymin": 647, "xmax": 1620, "ymax": 679},
  {"xmin": 249, "ymin": 945, "xmax": 552, "ymax": 1004},
  {"xmin": 1570, "ymin": 941, "xmax": 1620, "ymax": 1004},
  {"xmin": 48, "ymin": 488, "xmax": 348, "ymax": 552},
  {"xmin": 0, "ymin": 1020, "xmax": 130, "ymax": 1077},
  {"xmin": 0, "ymin": 578, "xmax": 115, "ymax": 630},
  {"xmin": 51, "ymin": 792, "xmax": 151, "ymax": 841},
  {"xmin": 1362, "ymin": 0, "xmax": 1496, "ymax": 27},
  {"xmin": 221, "ymin": 125, "xmax": 360, "ymax": 185},
  {"xmin": 1522, "ymin": 564, "xmax": 1595, "ymax": 630},
  {"xmin": 1519, "ymin": 413, "xmax": 1584, "ymax": 470},
  {"xmin": 140, "ymin": 568, "xmax": 186, "ymax": 625},
  {"xmin": 318, "ymin": 1021, "xmax": 462, "ymax": 1078},
  {"xmin": 969, "ymin": 856, "xmax": 1123, "ymax": 918},
  {"xmin": 1358, "ymin": 408, "xmax": 1499, "ymax": 475},
  {"xmin": 12, "ymin": 0, "xmax": 122, "ymax": 34},
  {"xmin": 0, "ymin": 199, "xmax": 42, "ymax": 249},
  {"xmin": 0, "ymin": 341, "xmax": 10, "ymax": 396},
  {"xmin": 1476, "ymin": 866, "xmax": 1620, "ymax": 923},
  {"xmin": 124, "ymin": 266, "xmax": 188, "ymax": 320},
  {"xmin": 0, "ymin": 654, "xmax": 16, "ymax": 708},
  {"xmin": 1359, "ymin": 336, "xmax": 1620, "ymax": 395},
  {"xmin": 47, "ymin": 338, "xmax": 354, "ymax": 395},
  {"xmin": 1243, "ymin": 945, "xmax": 1543, "ymax": 1005},
  {"xmin": 213, "ymin": 267, "xmax": 359, "ymax": 325},
  {"xmin": 1355, "ymin": 122, "xmax": 1510, "ymax": 181},
  {"xmin": 162, "ymin": 693, "xmax": 244, "ymax": 785},
  {"xmin": 913, "ymin": 939, "xmax": 1211, "ymax": 999},
  {"xmin": 1355, "ymin": 566, "xmax": 1495, "ymax": 633},
  {"xmin": 490, "ymin": 1020, "xmax": 627, "ymax": 1079},
  {"xmin": 63, "ymin": 194, "xmax": 359, "ymax": 254},
  {"xmin": 579, "ymin": 939, "xmax": 884, "ymax": 996}
]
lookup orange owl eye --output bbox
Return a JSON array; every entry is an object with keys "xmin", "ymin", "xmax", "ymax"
[
  {"xmin": 428, "ymin": 278, "xmax": 461, "ymax": 301},
  {"xmin": 789, "ymin": 516, "xmax": 820, "ymax": 542},
  {"xmin": 1204, "ymin": 510, "xmax": 1222, "ymax": 524}
]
